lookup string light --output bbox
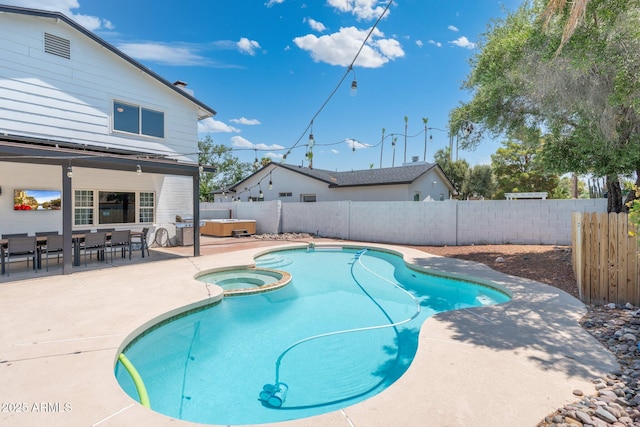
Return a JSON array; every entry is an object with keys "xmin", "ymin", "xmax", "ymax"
[
  {"xmin": 136, "ymin": 164, "xmax": 142, "ymax": 175},
  {"xmin": 349, "ymin": 66, "xmax": 357, "ymax": 97},
  {"xmin": 268, "ymin": 172, "xmax": 273, "ymax": 190}
]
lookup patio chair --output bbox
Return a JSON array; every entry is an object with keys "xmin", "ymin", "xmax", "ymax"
[
  {"xmin": 131, "ymin": 227, "xmax": 150, "ymax": 257},
  {"xmin": 3, "ymin": 236, "xmax": 38, "ymax": 276},
  {"xmin": 81, "ymin": 232, "xmax": 107, "ymax": 266},
  {"xmin": 2, "ymin": 233, "xmax": 29, "ymax": 239},
  {"xmin": 108, "ymin": 230, "xmax": 131, "ymax": 261},
  {"xmin": 41, "ymin": 234, "xmax": 64, "ymax": 271}
]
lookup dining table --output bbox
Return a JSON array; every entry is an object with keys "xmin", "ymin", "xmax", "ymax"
[{"xmin": 0, "ymin": 230, "xmax": 145, "ymax": 274}]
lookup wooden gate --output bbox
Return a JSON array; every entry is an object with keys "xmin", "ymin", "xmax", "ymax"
[{"xmin": 572, "ymin": 212, "xmax": 640, "ymax": 305}]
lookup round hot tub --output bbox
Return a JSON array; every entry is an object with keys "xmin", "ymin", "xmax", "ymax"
[{"xmin": 196, "ymin": 267, "xmax": 291, "ymax": 296}]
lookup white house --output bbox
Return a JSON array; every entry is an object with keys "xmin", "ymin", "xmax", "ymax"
[
  {"xmin": 0, "ymin": 5, "xmax": 216, "ymax": 272},
  {"xmin": 214, "ymin": 161, "xmax": 457, "ymax": 203}
]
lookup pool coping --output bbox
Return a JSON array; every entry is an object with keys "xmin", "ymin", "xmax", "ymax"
[{"xmin": 0, "ymin": 241, "xmax": 619, "ymax": 427}]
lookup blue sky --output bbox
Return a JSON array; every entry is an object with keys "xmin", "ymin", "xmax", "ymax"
[{"xmin": 7, "ymin": 0, "xmax": 521, "ymax": 171}]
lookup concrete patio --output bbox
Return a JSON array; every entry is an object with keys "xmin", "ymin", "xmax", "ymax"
[{"xmin": 0, "ymin": 237, "xmax": 618, "ymax": 426}]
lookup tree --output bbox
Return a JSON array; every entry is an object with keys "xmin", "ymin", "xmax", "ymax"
[
  {"xmin": 462, "ymin": 165, "xmax": 495, "ymax": 199},
  {"xmin": 449, "ymin": 0, "xmax": 640, "ymax": 212},
  {"xmin": 198, "ymin": 135, "xmax": 252, "ymax": 201},
  {"xmin": 434, "ymin": 147, "xmax": 470, "ymax": 196},
  {"xmin": 491, "ymin": 137, "xmax": 559, "ymax": 199}
]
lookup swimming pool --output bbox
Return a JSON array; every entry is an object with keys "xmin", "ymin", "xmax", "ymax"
[{"xmin": 115, "ymin": 247, "xmax": 510, "ymax": 425}]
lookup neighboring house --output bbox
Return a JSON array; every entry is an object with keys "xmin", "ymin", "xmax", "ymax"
[
  {"xmin": 0, "ymin": 5, "xmax": 216, "ymax": 272},
  {"xmin": 214, "ymin": 161, "xmax": 457, "ymax": 203}
]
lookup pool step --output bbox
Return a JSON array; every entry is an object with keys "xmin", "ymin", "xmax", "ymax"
[{"xmin": 256, "ymin": 255, "xmax": 293, "ymax": 268}]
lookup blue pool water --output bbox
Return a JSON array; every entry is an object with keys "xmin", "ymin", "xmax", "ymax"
[{"xmin": 115, "ymin": 247, "xmax": 510, "ymax": 425}]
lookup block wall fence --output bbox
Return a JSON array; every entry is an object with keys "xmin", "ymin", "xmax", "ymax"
[{"xmin": 201, "ymin": 198, "xmax": 607, "ymax": 246}]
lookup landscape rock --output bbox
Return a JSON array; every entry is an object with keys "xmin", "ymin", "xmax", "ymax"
[{"xmin": 538, "ymin": 304, "xmax": 640, "ymax": 427}]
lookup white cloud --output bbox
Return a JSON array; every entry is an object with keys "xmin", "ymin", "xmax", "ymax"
[
  {"xmin": 294, "ymin": 26, "xmax": 404, "ymax": 68},
  {"xmin": 331, "ymin": 149, "xmax": 339, "ymax": 154},
  {"xmin": 230, "ymin": 136, "xmax": 284, "ymax": 151},
  {"xmin": 346, "ymin": 138, "xmax": 370, "ymax": 150},
  {"xmin": 3, "ymin": 0, "xmax": 113, "ymax": 31},
  {"xmin": 265, "ymin": 0, "xmax": 285, "ymax": 6},
  {"xmin": 428, "ymin": 40, "xmax": 442, "ymax": 48},
  {"xmin": 237, "ymin": 37, "xmax": 261, "ymax": 55},
  {"xmin": 198, "ymin": 118, "xmax": 241, "ymax": 133},
  {"xmin": 230, "ymin": 117, "xmax": 262, "ymax": 125},
  {"xmin": 306, "ymin": 18, "xmax": 327, "ymax": 32},
  {"xmin": 449, "ymin": 36, "xmax": 476, "ymax": 49},
  {"xmin": 118, "ymin": 42, "xmax": 206, "ymax": 66},
  {"xmin": 448, "ymin": 25, "xmax": 459, "ymax": 32},
  {"xmin": 415, "ymin": 40, "xmax": 423, "ymax": 48},
  {"xmin": 327, "ymin": 0, "xmax": 389, "ymax": 21}
]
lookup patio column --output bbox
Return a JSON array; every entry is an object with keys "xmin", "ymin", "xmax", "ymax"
[
  {"xmin": 62, "ymin": 164, "xmax": 73, "ymax": 274},
  {"xmin": 193, "ymin": 172, "xmax": 200, "ymax": 257}
]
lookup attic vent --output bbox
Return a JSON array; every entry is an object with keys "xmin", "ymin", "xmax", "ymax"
[{"xmin": 44, "ymin": 32, "xmax": 71, "ymax": 59}]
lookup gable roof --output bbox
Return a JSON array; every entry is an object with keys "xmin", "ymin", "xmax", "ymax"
[
  {"xmin": 279, "ymin": 162, "xmax": 445, "ymax": 187},
  {"xmin": 0, "ymin": 4, "xmax": 216, "ymax": 119},
  {"xmin": 230, "ymin": 162, "xmax": 457, "ymax": 194}
]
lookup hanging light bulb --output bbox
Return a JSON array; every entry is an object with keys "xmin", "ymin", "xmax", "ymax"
[
  {"xmin": 66, "ymin": 165, "xmax": 73, "ymax": 178},
  {"xmin": 349, "ymin": 66, "xmax": 357, "ymax": 96},
  {"xmin": 268, "ymin": 172, "xmax": 273, "ymax": 190},
  {"xmin": 308, "ymin": 132, "xmax": 314, "ymax": 149},
  {"xmin": 259, "ymin": 184, "xmax": 264, "ymax": 199},
  {"xmin": 136, "ymin": 164, "xmax": 142, "ymax": 175}
]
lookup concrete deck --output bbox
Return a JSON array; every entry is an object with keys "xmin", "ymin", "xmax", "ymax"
[{"xmin": 0, "ymin": 238, "xmax": 618, "ymax": 426}]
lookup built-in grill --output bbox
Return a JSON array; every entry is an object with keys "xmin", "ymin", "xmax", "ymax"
[{"xmin": 174, "ymin": 215, "xmax": 204, "ymax": 246}]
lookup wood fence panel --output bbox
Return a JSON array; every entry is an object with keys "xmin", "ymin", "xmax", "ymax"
[
  {"xmin": 608, "ymin": 213, "xmax": 619, "ymax": 304},
  {"xmin": 598, "ymin": 213, "xmax": 609, "ymax": 305},
  {"xmin": 617, "ymin": 214, "xmax": 629, "ymax": 305},
  {"xmin": 572, "ymin": 212, "xmax": 640, "ymax": 306},
  {"xmin": 583, "ymin": 212, "xmax": 592, "ymax": 303},
  {"xmin": 627, "ymin": 231, "xmax": 637, "ymax": 305}
]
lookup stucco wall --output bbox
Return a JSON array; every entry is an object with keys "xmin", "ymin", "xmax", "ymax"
[{"xmin": 208, "ymin": 198, "xmax": 608, "ymax": 246}]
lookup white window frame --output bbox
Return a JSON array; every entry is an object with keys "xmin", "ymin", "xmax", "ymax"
[{"xmin": 112, "ymin": 100, "xmax": 165, "ymax": 139}]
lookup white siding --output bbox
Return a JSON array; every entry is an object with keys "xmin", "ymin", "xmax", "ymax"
[{"xmin": 0, "ymin": 13, "xmax": 200, "ymax": 161}]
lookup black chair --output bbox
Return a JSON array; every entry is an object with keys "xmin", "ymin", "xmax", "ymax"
[
  {"xmin": 3, "ymin": 236, "xmax": 37, "ymax": 276},
  {"xmin": 108, "ymin": 230, "xmax": 131, "ymax": 261},
  {"xmin": 2, "ymin": 233, "xmax": 29, "ymax": 239},
  {"xmin": 131, "ymin": 227, "xmax": 151, "ymax": 257},
  {"xmin": 35, "ymin": 231, "xmax": 59, "ymax": 236},
  {"xmin": 81, "ymin": 232, "xmax": 107, "ymax": 266},
  {"xmin": 41, "ymin": 234, "xmax": 64, "ymax": 271}
]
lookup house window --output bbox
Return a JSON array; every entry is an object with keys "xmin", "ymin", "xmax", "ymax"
[
  {"xmin": 99, "ymin": 192, "xmax": 136, "ymax": 224},
  {"xmin": 113, "ymin": 101, "xmax": 164, "ymax": 138},
  {"xmin": 413, "ymin": 192, "xmax": 420, "ymax": 201},
  {"xmin": 278, "ymin": 192, "xmax": 292, "ymax": 197},
  {"xmin": 74, "ymin": 190, "xmax": 94, "ymax": 225},
  {"xmin": 301, "ymin": 194, "xmax": 316, "ymax": 202},
  {"xmin": 139, "ymin": 192, "xmax": 155, "ymax": 222},
  {"xmin": 73, "ymin": 190, "xmax": 155, "ymax": 226}
]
